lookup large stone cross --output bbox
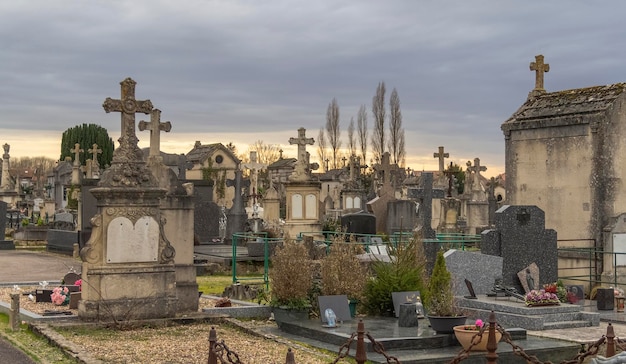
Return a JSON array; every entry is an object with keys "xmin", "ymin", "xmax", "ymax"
[
  {"xmin": 467, "ymin": 157, "xmax": 487, "ymax": 191},
  {"xmin": 88, "ymin": 143, "xmax": 102, "ymax": 168},
  {"xmin": 530, "ymin": 54, "xmax": 549, "ymax": 91},
  {"xmin": 433, "ymin": 146, "xmax": 449, "ymax": 172},
  {"xmin": 71, "ymin": 143, "xmax": 83, "ymax": 166},
  {"xmin": 377, "ymin": 152, "xmax": 393, "ymax": 185},
  {"xmin": 102, "ymin": 77, "xmax": 153, "ymax": 151},
  {"xmin": 289, "ymin": 127, "xmax": 314, "ymax": 165},
  {"xmin": 139, "ymin": 109, "xmax": 171, "ymax": 158}
]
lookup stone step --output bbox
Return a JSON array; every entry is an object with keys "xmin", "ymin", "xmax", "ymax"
[
  {"xmin": 462, "ymin": 307, "xmax": 600, "ymax": 331},
  {"xmin": 543, "ymin": 320, "xmax": 593, "ymax": 330}
]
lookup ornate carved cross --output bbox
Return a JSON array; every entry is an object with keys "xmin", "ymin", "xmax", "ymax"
[
  {"xmin": 70, "ymin": 143, "xmax": 83, "ymax": 167},
  {"xmin": 139, "ymin": 109, "xmax": 171, "ymax": 157},
  {"xmin": 88, "ymin": 143, "xmax": 102, "ymax": 167},
  {"xmin": 467, "ymin": 157, "xmax": 487, "ymax": 191},
  {"xmin": 288, "ymin": 127, "xmax": 314, "ymax": 164},
  {"xmin": 443, "ymin": 161, "xmax": 456, "ymax": 197},
  {"xmin": 102, "ymin": 77, "xmax": 153, "ymax": 151},
  {"xmin": 530, "ymin": 54, "xmax": 549, "ymax": 91},
  {"xmin": 433, "ymin": 146, "xmax": 449, "ymax": 172}
]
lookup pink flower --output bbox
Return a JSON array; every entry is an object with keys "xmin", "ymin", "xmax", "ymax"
[
  {"xmin": 475, "ymin": 319, "xmax": 484, "ymax": 328},
  {"xmin": 75, "ymin": 279, "xmax": 82, "ymax": 291}
]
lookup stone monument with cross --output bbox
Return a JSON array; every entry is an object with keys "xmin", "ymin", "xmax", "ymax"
[
  {"xmin": 79, "ymin": 77, "xmax": 178, "ymax": 321},
  {"xmin": 243, "ymin": 151, "xmax": 267, "ymax": 213},
  {"xmin": 433, "ymin": 146, "xmax": 449, "ymax": 173},
  {"xmin": 138, "ymin": 107, "xmax": 198, "ymax": 313},
  {"xmin": 87, "ymin": 143, "xmax": 102, "ymax": 179},
  {"xmin": 284, "ymin": 127, "xmax": 321, "ymax": 238},
  {"xmin": 437, "ymin": 162, "xmax": 462, "ymax": 233},
  {"xmin": 465, "ymin": 157, "xmax": 489, "ymax": 234}
]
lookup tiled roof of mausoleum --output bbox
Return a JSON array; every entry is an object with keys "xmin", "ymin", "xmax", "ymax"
[{"xmin": 502, "ymin": 83, "xmax": 626, "ymax": 132}]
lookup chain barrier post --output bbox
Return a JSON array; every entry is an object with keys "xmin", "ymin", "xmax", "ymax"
[
  {"xmin": 355, "ymin": 319, "xmax": 367, "ymax": 364},
  {"xmin": 285, "ymin": 348, "xmax": 296, "ymax": 364},
  {"xmin": 208, "ymin": 327, "xmax": 217, "ymax": 364},
  {"xmin": 606, "ymin": 323, "xmax": 616, "ymax": 358},
  {"xmin": 485, "ymin": 311, "xmax": 499, "ymax": 363}
]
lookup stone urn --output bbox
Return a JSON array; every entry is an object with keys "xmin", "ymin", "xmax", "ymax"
[{"xmin": 453, "ymin": 325, "xmax": 502, "ymax": 351}]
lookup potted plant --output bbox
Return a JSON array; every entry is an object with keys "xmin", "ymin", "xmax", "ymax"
[
  {"xmin": 426, "ymin": 250, "xmax": 466, "ymax": 333},
  {"xmin": 320, "ymin": 238, "xmax": 368, "ymax": 317},
  {"xmin": 453, "ymin": 318, "xmax": 502, "ymax": 351},
  {"xmin": 269, "ymin": 239, "xmax": 313, "ymax": 325}
]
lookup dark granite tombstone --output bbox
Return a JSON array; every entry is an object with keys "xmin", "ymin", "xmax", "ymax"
[
  {"xmin": 480, "ymin": 205, "xmax": 557, "ymax": 294},
  {"xmin": 0, "ymin": 201, "xmax": 14, "ymax": 250},
  {"xmin": 63, "ymin": 272, "xmax": 81, "ymax": 285},
  {"xmin": 318, "ymin": 295, "xmax": 351, "ymax": 323},
  {"xmin": 596, "ymin": 288, "xmax": 614, "ymax": 310},
  {"xmin": 225, "ymin": 169, "xmax": 248, "ymax": 244},
  {"xmin": 341, "ymin": 211, "xmax": 376, "ymax": 235},
  {"xmin": 191, "ymin": 180, "xmax": 217, "ymax": 243},
  {"xmin": 46, "ymin": 230, "xmax": 79, "ymax": 255},
  {"xmin": 412, "ymin": 173, "xmax": 440, "ymax": 274},
  {"xmin": 386, "ymin": 200, "xmax": 418, "ymax": 235}
]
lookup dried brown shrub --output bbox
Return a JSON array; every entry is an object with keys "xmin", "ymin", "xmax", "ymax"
[
  {"xmin": 320, "ymin": 237, "xmax": 367, "ymax": 301},
  {"xmin": 269, "ymin": 239, "xmax": 313, "ymax": 308}
]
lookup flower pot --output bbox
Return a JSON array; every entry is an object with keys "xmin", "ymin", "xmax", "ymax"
[
  {"xmin": 453, "ymin": 325, "xmax": 502, "ymax": 351},
  {"xmin": 427, "ymin": 315, "xmax": 467, "ymax": 334},
  {"xmin": 348, "ymin": 299, "xmax": 358, "ymax": 318}
]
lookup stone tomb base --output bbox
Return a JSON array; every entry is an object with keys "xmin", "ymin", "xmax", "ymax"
[
  {"xmin": 269, "ymin": 316, "xmax": 579, "ymax": 363},
  {"xmin": 458, "ymin": 295, "xmax": 600, "ymax": 330},
  {"xmin": 78, "ymin": 265, "xmax": 177, "ymax": 321}
]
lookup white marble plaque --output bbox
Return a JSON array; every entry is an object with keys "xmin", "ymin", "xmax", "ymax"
[
  {"xmin": 354, "ymin": 197, "xmax": 361, "ymax": 208},
  {"xmin": 107, "ymin": 216, "xmax": 159, "ymax": 263},
  {"xmin": 346, "ymin": 197, "xmax": 354, "ymax": 209},
  {"xmin": 305, "ymin": 194, "xmax": 317, "ymax": 219},
  {"xmin": 291, "ymin": 194, "xmax": 303, "ymax": 219}
]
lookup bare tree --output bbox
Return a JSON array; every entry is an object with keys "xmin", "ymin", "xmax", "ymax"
[
  {"xmin": 357, "ymin": 104, "xmax": 368, "ymax": 165},
  {"xmin": 371, "ymin": 81, "xmax": 386, "ymax": 164},
  {"xmin": 347, "ymin": 116, "xmax": 356, "ymax": 157},
  {"xmin": 243, "ymin": 140, "xmax": 281, "ymax": 165},
  {"xmin": 388, "ymin": 88, "xmax": 405, "ymax": 166},
  {"xmin": 326, "ymin": 98, "xmax": 341, "ymax": 169},
  {"xmin": 317, "ymin": 128, "xmax": 329, "ymax": 172}
]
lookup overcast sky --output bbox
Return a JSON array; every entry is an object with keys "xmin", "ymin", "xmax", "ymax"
[{"xmin": 2, "ymin": 1, "xmax": 625, "ymax": 177}]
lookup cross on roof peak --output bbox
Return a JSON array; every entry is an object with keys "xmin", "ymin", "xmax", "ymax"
[{"xmin": 529, "ymin": 54, "xmax": 550, "ymax": 93}]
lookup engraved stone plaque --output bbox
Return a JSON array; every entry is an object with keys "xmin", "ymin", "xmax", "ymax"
[{"xmin": 107, "ymin": 216, "xmax": 159, "ymax": 263}]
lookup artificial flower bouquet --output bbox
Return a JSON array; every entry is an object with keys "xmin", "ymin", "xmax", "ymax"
[
  {"xmin": 51, "ymin": 286, "xmax": 70, "ymax": 305},
  {"xmin": 524, "ymin": 289, "xmax": 560, "ymax": 307}
]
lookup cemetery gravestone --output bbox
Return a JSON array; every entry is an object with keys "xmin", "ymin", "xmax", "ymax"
[
  {"xmin": 318, "ymin": 295, "xmax": 351, "ymax": 323},
  {"xmin": 0, "ymin": 201, "xmax": 14, "ymax": 250},
  {"xmin": 444, "ymin": 249, "xmax": 503, "ymax": 296},
  {"xmin": 480, "ymin": 205, "xmax": 557, "ymax": 294}
]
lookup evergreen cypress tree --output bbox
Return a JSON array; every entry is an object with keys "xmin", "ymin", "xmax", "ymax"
[{"xmin": 60, "ymin": 123, "xmax": 114, "ymax": 167}]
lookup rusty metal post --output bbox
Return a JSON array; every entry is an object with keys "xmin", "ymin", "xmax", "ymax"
[
  {"xmin": 208, "ymin": 327, "xmax": 217, "ymax": 364},
  {"xmin": 355, "ymin": 319, "xmax": 367, "ymax": 364},
  {"xmin": 485, "ymin": 311, "xmax": 499, "ymax": 363},
  {"xmin": 285, "ymin": 348, "xmax": 296, "ymax": 364},
  {"xmin": 606, "ymin": 323, "xmax": 616, "ymax": 358},
  {"xmin": 9, "ymin": 293, "xmax": 20, "ymax": 331}
]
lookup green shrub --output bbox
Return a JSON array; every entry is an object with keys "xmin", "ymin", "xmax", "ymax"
[
  {"xmin": 363, "ymin": 236, "xmax": 427, "ymax": 316},
  {"xmin": 426, "ymin": 250, "xmax": 456, "ymax": 316}
]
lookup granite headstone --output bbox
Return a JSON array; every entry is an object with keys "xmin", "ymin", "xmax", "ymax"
[
  {"xmin": 480, "ymin": 205, "xmax": 557, "ymax": 294},
  {"xmin": 0, "ymin": 201, "xmax": 13, "ymax": 250},
  {"xmin": 444, "ymin": 249, "xmax": 503, "ymax": 296},
  {"xmin": 341, "ymin": 211, "xmax": 376, "ymax": 236},
  {"xmin": 318, "ymin": 295, "xmax": 351, "ymax": 323}
]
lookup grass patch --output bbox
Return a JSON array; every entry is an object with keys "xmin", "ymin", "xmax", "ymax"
[
  {"xmin": 197, "ymin": 274, "xmax": 265, "ymax": 296},
  {"xmin": 0, "ymin": 313, "xmax": 75, "ymax": 363}
]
